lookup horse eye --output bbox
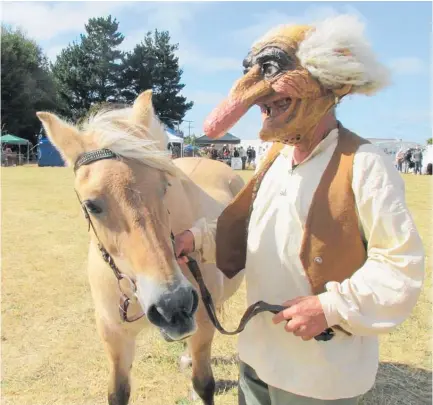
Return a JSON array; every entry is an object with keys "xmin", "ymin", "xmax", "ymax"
[{"xmin": 84, "ymin": 200, "xmax": 103, "ymax": 215}]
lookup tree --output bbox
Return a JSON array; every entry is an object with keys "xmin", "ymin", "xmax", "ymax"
[
  {"xmin": 1, "ymin": 25, "xmax": 60, "ymax": 142},
  {"xmin": 52, "ymin": 16, "xmax": 125, "ymax": 120},
  {"xmin": 184, "ymin": 134, "xmax": 197, "ymax": 146},
  {"xmin": 120, "ymin": 30, "xmax": 193, "ymax": 128},
  {"xmin": 427, "ymin": 138, "xmax": 432, "ymax": 145}
]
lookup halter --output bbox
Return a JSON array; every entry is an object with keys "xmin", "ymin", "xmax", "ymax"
[{"xmin": 73, "ymin": 149, "xmax": 335, "ymax": 340}]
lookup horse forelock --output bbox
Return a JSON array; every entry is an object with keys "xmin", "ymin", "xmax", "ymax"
[{"xmin": 80, "ymin": 106, "xmax": 179, "ymax": 177}]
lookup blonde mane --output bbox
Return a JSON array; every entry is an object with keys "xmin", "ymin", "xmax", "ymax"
[{"xmin": 81, "ymin": 106, "xmax": 179, "ymax": 176}]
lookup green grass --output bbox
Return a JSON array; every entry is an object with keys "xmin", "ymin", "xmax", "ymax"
[{"xmin": 1, "ymin": 166, "xmax": 431, "ymax": 405}]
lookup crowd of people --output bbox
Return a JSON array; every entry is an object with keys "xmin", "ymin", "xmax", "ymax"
[
  {"xmin": 395, "ymin": 146, "xmax": 431, "ymax": 175},
  {"xmin": 171, "ymin": 141, "xmax": 432, "ymax": 176},
  {"xmin": 1, "ymin": 145, "xmax": 22, "ymax": 166},
  {"xmin": 201, "ymin": 144, "xmax": 257, "ymax": 170}
]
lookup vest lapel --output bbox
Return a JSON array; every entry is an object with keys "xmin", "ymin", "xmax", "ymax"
[{"xmin": 216, "ymin": 142, "xmax": 285, "ymax": 277}]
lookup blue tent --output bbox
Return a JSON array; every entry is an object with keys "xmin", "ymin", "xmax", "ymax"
[
  {"xmin": 38, "ymin": 137, "xmax": 65, "ymax": 167},
  {"xmin": 184, "ymin": 144, "xmax": 200, "ymax": 152}
]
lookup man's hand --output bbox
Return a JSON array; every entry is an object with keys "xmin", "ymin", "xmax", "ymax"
[
  {"xmin": 174, "ymin": 230, "xmax": 195, "ymax": 264},
  {"xmin": 272, "ymin": 296, "xmax": 329, "ymax": 341}
]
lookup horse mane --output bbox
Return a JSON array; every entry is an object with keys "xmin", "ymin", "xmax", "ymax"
[{"xmin": 80, "ymin": 105, "xmax": 179, "ymax": 176}]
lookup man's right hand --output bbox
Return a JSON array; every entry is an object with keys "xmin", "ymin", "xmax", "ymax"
[{"xmin": 174, "ymin": 230, "xmax": 195, "ymax": 264}]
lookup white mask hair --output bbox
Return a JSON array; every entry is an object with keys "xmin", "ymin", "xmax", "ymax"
[{"xmin": 296, "ymin": 14, "xmax": 391, "ymax": 96}]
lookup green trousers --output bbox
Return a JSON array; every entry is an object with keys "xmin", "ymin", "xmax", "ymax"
[{"xmin": 238, "ymin": 361, "xmax": 360, "ymax": 405}]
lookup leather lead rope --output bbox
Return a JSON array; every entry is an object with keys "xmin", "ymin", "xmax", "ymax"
[
  {"xmin": 184, "ymin": 256, "xmax": 335, "ymax": 342},
  {"xmin": 73, "ymin": 148, "xmax": 334, "ymax": 341}
]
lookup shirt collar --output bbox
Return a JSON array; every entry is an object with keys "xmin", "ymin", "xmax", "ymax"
[{"xmin": 280, "ymin": 128, "xmax": 339, "ymax": 163}]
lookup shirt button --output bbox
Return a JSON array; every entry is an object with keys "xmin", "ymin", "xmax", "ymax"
[{"xmin": 314, "ymin": 256, "xmax": 323, "ymax": 264}]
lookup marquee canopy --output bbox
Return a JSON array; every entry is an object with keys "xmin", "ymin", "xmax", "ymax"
[
  {"xmin": 1, "ymin": 134, "xmax": 31, "ymax": 145},
  {"xmin": 196, "ymin": 132, "xmax": 240, "ymax": 145}
]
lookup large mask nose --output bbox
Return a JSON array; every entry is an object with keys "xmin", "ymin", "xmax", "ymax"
[{"xmin": 146, "ymin": 282, "xmax": 199, "ymax": 339}]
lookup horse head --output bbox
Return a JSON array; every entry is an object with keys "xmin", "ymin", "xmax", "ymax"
[{"xmin": 37, "ymin": 90, "xmax": 199, "ymax": 342}]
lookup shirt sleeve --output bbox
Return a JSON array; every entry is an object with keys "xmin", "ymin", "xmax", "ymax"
[
  {"xmin": 189, "ymin": 217, "xmax": 218, "ymax": 264},
  {"xmin": 318, "ymin": 143, "xmax": 425, "ymax": 336}
]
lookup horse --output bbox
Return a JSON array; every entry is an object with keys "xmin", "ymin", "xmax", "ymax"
[{"xmin": 36, "ymin": 90, "xmax": 245, "ymax": 405}]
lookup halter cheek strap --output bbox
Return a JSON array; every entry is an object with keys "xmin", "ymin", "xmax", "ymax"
[{"xmin": 74, "ymin": 149, "xmax": 144, "ymax": 322}]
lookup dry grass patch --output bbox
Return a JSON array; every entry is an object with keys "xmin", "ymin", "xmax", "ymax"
[{"xmin": 1, "ymin": 167, "xmax": 431, "ymax": 405}]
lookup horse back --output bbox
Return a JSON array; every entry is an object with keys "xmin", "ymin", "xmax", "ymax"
[{"xmin": 173, "ymin": 157, "xmax": 245, "ymax": 201}]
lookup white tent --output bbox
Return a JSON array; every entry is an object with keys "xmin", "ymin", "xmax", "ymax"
[
  {"xmin": 165, "ymin": 128, "xmax": 184, "ymax": 158},
  {"xmin": 422, "ymin": 145, "xmax": 433, "ymax": 173},
  {"xmin": 166, "ymin": 131, "xmax": 184, "ymax": 144}
]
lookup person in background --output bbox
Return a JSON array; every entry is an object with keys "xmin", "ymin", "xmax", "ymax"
[
  {"xmin": 403, "ymin": 148, "xmax": 412, "ymax": 173},
  {"xmin": 251, "ymin": 147, "xmax": 257, "ymax": 168},
  {"xmin": 240, "ymin": 146, "xmax": 247, "ymax": 170},
  {"xmin": 223, "ymin": 144, "xmax": 230, "ymax": 159},
  {"xmin": 234, "ymin": 147, "xmax": 240, "ymax": 158},
  {"xmin": 395, "ymin": 148, "xmax": 404, "ymax": 172},
  {"xmin": 210, "ymin": 144, "xmax": 218, "ymax": 160},
  {"xmin": 412, "ymin": 146, "xmax": 423, "ymax": 175},
  {"xmin": 246, "ymin": 146, "xmax": 253, "ymax": 168}
]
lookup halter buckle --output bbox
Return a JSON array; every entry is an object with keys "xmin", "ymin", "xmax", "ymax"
[{"xmin": 117, "ymin": 273, "xmax": 137, "ymax": 298}]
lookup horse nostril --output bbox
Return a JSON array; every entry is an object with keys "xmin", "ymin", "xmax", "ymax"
[{"xmin": 147, "ymin": 304, "xmax": 170, "ymax": 327}]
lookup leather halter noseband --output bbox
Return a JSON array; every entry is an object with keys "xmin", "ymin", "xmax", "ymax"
[{"xmin": 73, "ymin": 149, "xmax": 335, "ymax": 341}]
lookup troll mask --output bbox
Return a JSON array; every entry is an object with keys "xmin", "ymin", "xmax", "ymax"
[{"xmin": 203, "ymin": 15, "xmax": 390, "ymax": 148}]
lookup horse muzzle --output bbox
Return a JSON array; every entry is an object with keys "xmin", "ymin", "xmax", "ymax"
[{"xmin": 136, "ymin": 275, "xmax": 199, "ymax": 341}]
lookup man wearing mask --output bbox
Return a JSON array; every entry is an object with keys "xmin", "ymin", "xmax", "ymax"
[{"xmin": 175, "ymin": 15, "xmax": 424, "ymax": 405}]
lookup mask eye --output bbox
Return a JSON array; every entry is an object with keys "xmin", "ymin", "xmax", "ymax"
[
  {"xmin": 84, "ymin": 200, "xmax": 103, "ymax": 215},
  {"xmin": 262, "ymin": 62, "xmax": 279, "ymax": 78}
]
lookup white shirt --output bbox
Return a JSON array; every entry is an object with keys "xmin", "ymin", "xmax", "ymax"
[{"xmin": 189, "ymin": 128, "xmax": 424, "ymax": 400}]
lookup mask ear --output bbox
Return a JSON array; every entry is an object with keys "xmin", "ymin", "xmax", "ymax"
[
  {"xmin": 131, "ymin": 89, "xmax": 155, "ymax": 128},
  {"xmin": 36, "ymin": 112, "xmax": 85, "ymax": 166}
]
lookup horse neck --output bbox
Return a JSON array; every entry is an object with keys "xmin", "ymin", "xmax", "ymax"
[{"xmin": 164, "ymin": 173, "xmax": 201, "ymax": 235}]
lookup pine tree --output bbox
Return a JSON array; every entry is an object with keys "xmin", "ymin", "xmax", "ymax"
[
  {"xmin": 52, "ymin": 16, "xmax": 125, "ymax": 120},
  {"xmin": 1, "ymin": 25, "xmax": 60, "ymax": 142},
  {"xmin": 121, "ymin": 30, "xmax": 193, "ymax": 129}
]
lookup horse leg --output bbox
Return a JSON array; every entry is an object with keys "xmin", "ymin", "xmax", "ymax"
[
  {"xmin": 188, "ymin": 325, "xmax": 216, "ymax": 405},
  {"xmin": 96, "ymin": 315, "xmax": 137, "ymax": 405}
]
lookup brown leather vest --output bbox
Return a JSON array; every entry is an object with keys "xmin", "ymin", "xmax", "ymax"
[{"xmin": 215, "ymin": 124, "xmax": 369, "ymax": 295}]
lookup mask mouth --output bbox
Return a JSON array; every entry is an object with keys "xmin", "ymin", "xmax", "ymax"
[{"xmin": 257, "ymin": 95, "xmax": 299, "ymax": 132}]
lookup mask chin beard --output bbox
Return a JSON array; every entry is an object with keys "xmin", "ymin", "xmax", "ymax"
[{"xmin": 258, "ymin": 94, "xmax": 336, "ymax": 149}]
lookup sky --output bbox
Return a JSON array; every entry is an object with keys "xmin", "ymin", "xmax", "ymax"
[{"xmin": 2, "ymin": 1, "xmax": 432, "ymax": 144}]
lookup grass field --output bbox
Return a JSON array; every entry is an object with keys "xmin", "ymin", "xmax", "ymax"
[{"xmin": 1, "ymin": 166, "xmax": 432, "ymax": 405}]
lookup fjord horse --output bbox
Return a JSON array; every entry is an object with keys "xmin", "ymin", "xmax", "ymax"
[{"xmin": 37, "ymin": 90, "xmax": 244, "ymax": 405}]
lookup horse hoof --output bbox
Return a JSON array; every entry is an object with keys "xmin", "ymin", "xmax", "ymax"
[{"xmin": 179, "ymin": 354, "xmax": 192, "ymax": 371}]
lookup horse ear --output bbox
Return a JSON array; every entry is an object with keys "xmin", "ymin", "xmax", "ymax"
[
  {"xmin": 36, "ymin": 112, "xmax": 85, "ymax": 166},
  {"xmin": 131, "ymin": 89, "xmax": 155, "ymax": 127}
]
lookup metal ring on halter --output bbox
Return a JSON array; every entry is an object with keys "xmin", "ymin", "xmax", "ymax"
[{"xmin": 117, "ymin": 273, "xmax": 137, "ymax": 297}]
